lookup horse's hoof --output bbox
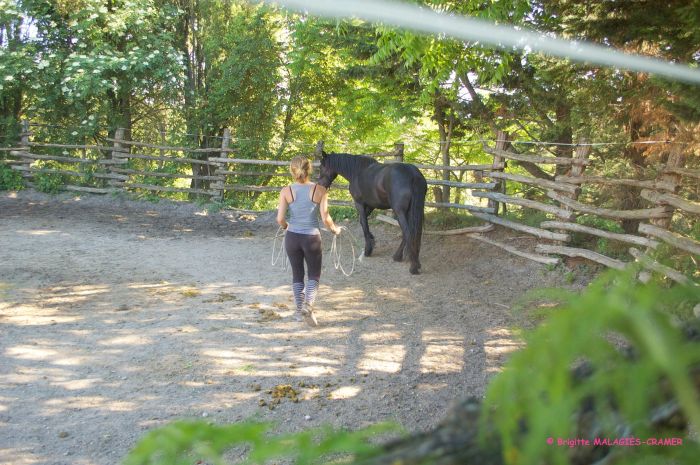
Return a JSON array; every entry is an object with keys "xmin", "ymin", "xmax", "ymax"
[
  {"xmin": 364, "ymin": 248, "xmax": 373, "ymax": 257},
  {"xmin": 409, "ymin": 265, "xmax": 420, "ymax": 275},
  {"xmin": 392, "ymin": 253, "xmax": 403, "ymax": 262}
]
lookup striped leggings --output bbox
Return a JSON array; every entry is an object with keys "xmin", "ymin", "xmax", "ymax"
[{"xmin": 285, "ymin": 231, "xmax": 322, "ymax": 310}]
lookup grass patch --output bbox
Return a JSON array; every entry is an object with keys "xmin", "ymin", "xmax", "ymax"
[
  {"xmin": 502, "ymin": 208, "xmax": 551, "ymax": 228},
  {"xmin": 180, "ymin": 288, "xmax": 201, "ymax": 298},
  {"xmin": 424, "ymin": 209, "xmax": 483, "ymax": 229}
]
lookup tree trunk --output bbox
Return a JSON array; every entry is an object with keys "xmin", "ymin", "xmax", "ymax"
[{"xmin": 434, "ymin": 94, "xmax": 454, "ymax": 203}]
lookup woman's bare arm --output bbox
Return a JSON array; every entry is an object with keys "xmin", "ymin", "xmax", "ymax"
[
  {"xmin": 318, "ymin": 187, "xmax": 340, "ymax": 234},
  {"xmin": 277, "ymin": 186, "xmax": 290, "ymax": 229}
]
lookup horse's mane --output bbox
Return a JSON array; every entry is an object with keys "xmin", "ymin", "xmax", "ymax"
[{"xmin": 326, "ymin": 152, "xmax": 378, "ymax": 175}]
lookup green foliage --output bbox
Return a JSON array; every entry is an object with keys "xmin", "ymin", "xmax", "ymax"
[
  {"xmin": 123, "ymin": 420, "xmax": 399, "ymax": 465},
  {"xmin": 330, "ymin": 206, "xmax": 358, "ymax": 221},
  {"xmin": 503, "ymin": 208, "xmax": 551, "ymax": 228},
  {"xmin": 425, "ymin": 209, "xmax": 483, "ymax": 229},
  {"xmin": 33, "ymin": 172, "xmax": 65, "ymax": 194},
  {"xmin": 485, "ymin": 269, "xmax": 700, "ymax": 465},
  {"xmin": 0, "ymin": 164, "xmax": 24, "ymax": 190}
]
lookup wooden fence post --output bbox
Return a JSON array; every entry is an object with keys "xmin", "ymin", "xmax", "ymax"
[
  {"xmin": 209, "ymin": 128, "xmax": 230, "ymax": 202},
  {"xmin": 109, "ymin": 128, "xmax": 130, "ymax": 192},
  {"xmin": 394, "ymin": 142, "xmax": 404, "ymax": 163},
  {"xmin": 558, "ymin": 139, "xmax": 590, "ymax": 243},
  {"xmin": 488, "ymin": 130, "xmax": 508, "ymax": 216},
  {"xmin": 635, "ymin": 142, "xmax": 687, "ymax": 282},
  {"xmin": 314, "ymin": 140, "xmax": 324, "ymax": 160},
  {"xmin": 650, "ymin": 142, "xmax": 686, "ymax": 230},
  {"xmin": 18, "ymin": 120, "xmax": 32, "ymax": 181}
]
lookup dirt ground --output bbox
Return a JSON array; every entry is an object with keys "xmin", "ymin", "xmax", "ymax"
[{"xmin": 0, "ymin": 190, "xmax": 579, "ymax": 465}]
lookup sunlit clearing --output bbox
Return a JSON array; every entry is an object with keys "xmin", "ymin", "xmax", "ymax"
[
  {"xmin": 375, "ymin": 287, "xmax": 413, "ymax": 303},
  {"xmin": 39, "ymin": 284, "xmax": 109, "ymax": 305},
  {"xmin": 52, "ymin": 356, "xmax": 89, "ymax": 366},
  {"xmin": 15, "ymin": 229, "xmax": 61, "ymax": 236},
  {"xmin": 358, "ymin": 326, "xmax": 405, "ymax": 373},
  {"xmin": 360, "ymin": 326, "xmax": 401, "ymax": 342},
  {"xmin": 293, "ymin": 363, "xmax": 338, "ymax": 377},
  {"xmin": 8, "ymin": 345, "xmax": 89, "ymax": 366},
  {"xmin": 420, "ymin": 330, "xmax": 464, "ymax": 374},
  {"xmin": 358, "ymin": 341, "xmax": 405, "ymax": 374},
  {"xmin": 329, "ymin": 385, "xmax": 361, "ymax": 400},
  {"xmin": 0, "ymin": 448, "xmax": 45, "ymax": 465},
  {"xmin": 1, "ymin": 312, "xmax": 81, "ymax": 325},
  {"xmin": 6, "ymin": 345, "xmax": 58, "ymax": 360},
  {"xmin": 45, "ymin": 396, "xmax": 137, "ymax": 412},
  {"xmin": 99, "ymin": 334, "xmax": 152, "ymax": 347},
  {"xmin": 484, "ymin": 327, "xmax": 524, "ymax": 373},
  {"xmin": 52, "ymin": 378, "xmax": 101, "ymax": 390}
]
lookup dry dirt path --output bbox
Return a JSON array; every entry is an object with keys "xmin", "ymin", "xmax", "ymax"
[{"xmin": 0, "ymin": 190, "xmax": 570, "ymax": 465}]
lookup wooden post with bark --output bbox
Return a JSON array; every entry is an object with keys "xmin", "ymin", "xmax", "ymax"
[
  {"xmin": 109, "ymin": 128, "xmax": 130, "ymax": 191},
  {"xmin": 314, "ymin": 140, "xmax": 324, "ymax": 161},
  {"xmin": 487, "ymin": 130, "xmax": 508, "ymax": 216},
  {"xmin": 634, "ymin": 142, "xmax": 687, "ymax": 282},
  {"xmin": 394, "ymin": 142, "xmax": 404, "ymax": 163},
  {"xmin": 650, "ymin": 142, "xmax": 686, "ymax": 230},
  {"xmin": 209, "ymin": 128, "xmax": 230, "ymax": 202},
  {"xmin": 556, "ymin": 139, "xmax": 591, "ymax": 243},
  {"xmin": 18, "ymin": 120, "xmax": 32, "ymax": 177}
]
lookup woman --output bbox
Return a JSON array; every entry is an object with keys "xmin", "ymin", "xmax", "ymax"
[{"xmin": 277, "ymin": 156, "xmax": 340, "ymax": 324}]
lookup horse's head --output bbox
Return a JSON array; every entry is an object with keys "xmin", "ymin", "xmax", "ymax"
[{"xmin": 317, "ymin": 152, "xmax": 338, "ymax": 188}]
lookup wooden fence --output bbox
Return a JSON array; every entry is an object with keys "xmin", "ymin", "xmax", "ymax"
[{"xmin": 1, "ymin": 123, "xmax": 697, "ymax": 284}]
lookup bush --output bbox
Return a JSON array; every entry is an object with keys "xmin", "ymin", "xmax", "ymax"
[
  {"xmin": 0, "ymin": 164, "xmax": 25, "ymax": 191},
  {"xmin": 486, "ymin": 269, "xmax": 700, "ymax": 465},
  {"xmin": 331, "ymin": 205, "xmax": 358, "ymax": 221},
  {"xmin": 33, "ymin": 172, "xmax": 65, "ymax": 194},
  {"xmin": 124, "ymin": 421, "xmax": 398, "ymax": 465}
]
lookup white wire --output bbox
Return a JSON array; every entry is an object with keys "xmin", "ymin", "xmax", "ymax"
[
  {"xmin": 327, "ymin": 226, "xmax": 359, "ymax": 277},
  {"xmin": 267, "ymin": 0, "xmax": 700, "ymax": 84},
  {"xmin": 271, "ymin": 226, "xmax": 289, "ymax": 270}
]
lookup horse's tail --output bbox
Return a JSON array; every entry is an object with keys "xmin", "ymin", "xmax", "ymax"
[{"xmin": 408, "ymin": 171, "xmax": 426, "ymax": 267}]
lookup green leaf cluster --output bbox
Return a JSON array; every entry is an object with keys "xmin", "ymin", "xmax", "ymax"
[
  {"xmin": 0, "ymin": 163, "xmax": 24, "ymax": 190},
  {"xmin": 123, "ymin": 420, "xmax": 399, "ymax": 465},
  {"xmin": 485, "ymin": 269, "xmax": 700, "ymax": 465}
]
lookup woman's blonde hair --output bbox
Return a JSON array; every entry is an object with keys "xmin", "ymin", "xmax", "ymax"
[{"xmin": 289, "ymin": 156, "xmax": 312, "ymax": 183}]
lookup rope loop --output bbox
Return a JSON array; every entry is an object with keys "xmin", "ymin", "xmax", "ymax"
[
  {"xmin": 328, "ymin": 226, "xmax": 359, "ymax": 277},
  {"xmin": 271, "ymin": 226, "xmax": 289, "ymax": 271},
  {"xmin": 272, "ymin": 225, "xmax": 359, "ymax": 277}
]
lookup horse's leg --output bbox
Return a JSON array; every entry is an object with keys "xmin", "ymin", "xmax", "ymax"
[
  {"xmin": 392, "ymin": 207, "xmax": 406, "ymax": 262},
  {"xmin": 394, "ymin": 201, "xmax": 421, "ymax": 274},
  {"xmin": 356, "ymin": 202, "xmax": 375, "ymax": 256}
]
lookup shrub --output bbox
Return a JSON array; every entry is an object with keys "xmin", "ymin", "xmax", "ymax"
[
  {"xmin": 33, "ymin": 172, "xmax": 65, "ymax": 194},
  {"xmin": 486, "ymin": 269, "xmax": 700, "ymax": 465},
  {"xmin": 0, "ymin": 164, "xmax": 25, "ymax": 191}
]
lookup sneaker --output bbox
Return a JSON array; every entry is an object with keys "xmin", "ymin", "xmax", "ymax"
[
  {"xmin": 293, "ymin": 310, "xmax": 303, "ymax": 322},
  {"xmin": 302, "ymin": 302, "xmax": 318, "ymax": 326}
]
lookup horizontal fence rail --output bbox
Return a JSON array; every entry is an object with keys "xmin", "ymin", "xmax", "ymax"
[{"xmin": 2, "ymin": 122, "xmax": 697, "ymax": 285}]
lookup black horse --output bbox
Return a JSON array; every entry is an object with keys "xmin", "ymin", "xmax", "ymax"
[{"xmin": 317, "ymin": 152, "xmax": 427, "ymax": 274}]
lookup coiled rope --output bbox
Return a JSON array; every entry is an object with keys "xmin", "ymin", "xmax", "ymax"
[
  {"xmin": 271, "ymin": 226, "xmax": 289, "ymax": 270},
  {"xmin": 328, "ymin": 226, "xmax": 360, "ymax": 277},
  {"xmin": 271, "ymin": 226, "xmax": 360, "ymax": 276}
]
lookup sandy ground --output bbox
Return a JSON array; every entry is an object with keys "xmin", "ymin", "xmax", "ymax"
[{"xmin": 0, "ymin": 190, "xmax": 577, "ymax": 465}]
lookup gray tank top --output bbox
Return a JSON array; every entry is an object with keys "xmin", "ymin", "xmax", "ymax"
[{"xmin": 287, "ymin": 183, "xmax": 320, "ymax": 235}]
